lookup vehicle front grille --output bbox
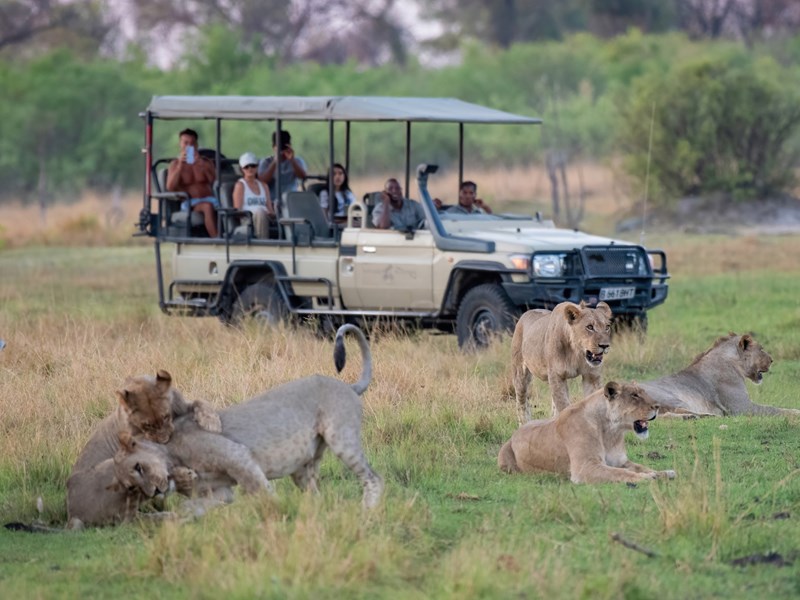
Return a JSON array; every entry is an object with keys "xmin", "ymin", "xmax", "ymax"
[{"xmin": 581, "ymin": 246, "xmax": 648, "ymax": 277}]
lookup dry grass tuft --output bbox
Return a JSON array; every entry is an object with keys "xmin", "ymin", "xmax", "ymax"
[
  {"xmin": 649, "ymin": 437, "xmax": 726, "ymax": 560},
  {"xmin": 135, "ymin": 491, "xmax": 429, "ymax": 594},
  {"xmin": 0, "ymin": 191, "xmax": 145, "ymax": 249}
]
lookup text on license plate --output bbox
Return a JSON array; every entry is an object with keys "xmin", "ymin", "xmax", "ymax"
[{"xmin": 599, "ymin": 286, "xmax": 636, "ymax": 301}]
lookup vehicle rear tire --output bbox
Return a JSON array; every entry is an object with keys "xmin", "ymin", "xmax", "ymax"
[
  {"xmin": 456, "ymin": 283, "xmax": 518, "ymax": 351},
  {"xmin": 231, "ymin": 282, "xmax": 288, "ymax": 326}
]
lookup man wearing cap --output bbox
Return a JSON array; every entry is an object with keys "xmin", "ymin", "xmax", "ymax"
[
  {"xmin": 258, "ymin": 130, "xmax": 307, "ymax": 213},
  {"xmin": 233, "ymin": 151, "xmax": 274, "ymax": 239}
]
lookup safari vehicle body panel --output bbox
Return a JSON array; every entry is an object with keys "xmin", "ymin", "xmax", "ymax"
[{"xmin": 138, "ymin": 95, "xmax": 669, "ymax": 349}]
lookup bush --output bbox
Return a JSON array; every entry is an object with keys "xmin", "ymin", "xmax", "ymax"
[{"xmin": 618, "ymin": 51, "xmax": 800, "ymax": 204}]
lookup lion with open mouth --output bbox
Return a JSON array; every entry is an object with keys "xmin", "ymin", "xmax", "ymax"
[
  {"xmin": 498, "ymin": 381, "xmax": 676, "ymax": 484},
  {"xmin": 511, "ymin": 301, "xmax": 613, "ymax": 426},
  {"xmin": 611, "ymin": 332, "xmax": 798, "ymax": 418}
]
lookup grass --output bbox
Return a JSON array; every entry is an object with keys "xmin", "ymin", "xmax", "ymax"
[{"xmin": 2, "ymin": 205, "xmax": 800, "ymax": 597}]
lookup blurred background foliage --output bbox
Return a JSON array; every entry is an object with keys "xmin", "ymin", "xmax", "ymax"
[{"xmin": 0, "ymin": 0, "xmax": 799, "ymax": 207}]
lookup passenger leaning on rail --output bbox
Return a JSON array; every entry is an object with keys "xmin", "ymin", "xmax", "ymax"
[
  {"xmin": 166, "ymin": 128, "xmax": 220, "ymax": 237},
  {"xmin": 372, "ymin": 177, "xmax": 425, "ymax": 231}
]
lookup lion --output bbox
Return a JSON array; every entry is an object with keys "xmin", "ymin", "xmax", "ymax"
[
  {"xmin": 498, "ymin": 381, "xmax": 676, "ymax": 484},
  {"xmin": 511, "ymin": 301, "xmax": 613, "ymax": 425},
  {"xmin": 66, "ymin": 438, "xmax": 199, "ymax": 529},
  {"xmin": 605, "ymin": 332, "xmax": 799, "ymax": 417},
  {"xmin": 66, "ymin": 370, "xmax": 223, "ymax": 527},
  {"xmin": 114, "ymin": 324, "xmax": 384, "ymax": 511}
]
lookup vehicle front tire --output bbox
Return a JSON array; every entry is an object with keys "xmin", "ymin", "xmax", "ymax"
[
  {"xmin": 612, "ymin": 312, "xmax": 648, "ymax": 339},
  {"xmin": 456, "ymin": 283, "xmax": 518, "ymax": 351},
  {"xmin": 231, "ymin": 282, "xmax": 288, "ymax": 326}
]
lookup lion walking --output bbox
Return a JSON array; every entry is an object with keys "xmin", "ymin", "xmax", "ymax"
[{"xmin": 511, "ymin": 301, "xmax": 612, "ymax": 425}]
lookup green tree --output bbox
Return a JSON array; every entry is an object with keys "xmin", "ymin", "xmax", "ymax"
[
  {"xmin": 618, "ymin": 50, "xmax": 800, "ymax": 203},
  {"xmin": 0, "ymin": 51, "xmax": 147, "ymax": 201}
]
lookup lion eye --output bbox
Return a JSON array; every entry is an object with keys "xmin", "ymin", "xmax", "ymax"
[
  {"xmin": 134, "ymin": 463, "xmax": 143, "ymax": 474},
  {"xmin": 586, "ymin": 324, "xmax": 594, "ymax": 332}
]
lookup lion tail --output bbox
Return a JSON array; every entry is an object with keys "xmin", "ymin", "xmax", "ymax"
[
  {"xmin": 497, "ymin": 439, "xmax": 520, "ymax": 473},
  {"xmin": 334, "ymin": 324, "xmax": 372, "ymax": 396}
]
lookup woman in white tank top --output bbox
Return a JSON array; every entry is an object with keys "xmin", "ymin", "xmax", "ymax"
[{"xmin": 233, "ymin": 152, "xmax": 274, "ymax": 238}]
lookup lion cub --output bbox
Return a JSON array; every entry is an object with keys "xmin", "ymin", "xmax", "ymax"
[
  {"xmin": 498, "ymin": 381, "xmax": 676, "ymax": 484},
  {"xmin": 67, "ymin": 370, "xmax": 223, "ymax": 527},
  {"xmin": 511, "ymin": 301, "xmax": 612, "ymax": 425}
]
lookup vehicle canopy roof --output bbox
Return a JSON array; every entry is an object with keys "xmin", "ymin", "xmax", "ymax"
[{"xmin": 145, "ymin": 95, "xmax": 542, "ymax": 124}]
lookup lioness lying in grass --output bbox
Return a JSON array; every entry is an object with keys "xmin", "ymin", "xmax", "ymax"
[
  {"xmin": 114, "ymin": 324, "xmax": 384, "ymax": 511},
  {"xmin": 498, "ymin": 381, "xmax": 676, "ymax": 484},
  {"xmin": 587, "ymin": 332, "xmax": 799, "ymax": 417}
]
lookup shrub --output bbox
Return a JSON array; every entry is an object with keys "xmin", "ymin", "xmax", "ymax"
[{"xmin": 617, "ymin": 51, "xmax": 800, "ymax": 204}]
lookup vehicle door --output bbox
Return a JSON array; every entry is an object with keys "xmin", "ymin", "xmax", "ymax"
[{"xmin": 339, "ymin": 228, "xmax": 435, "ymax": 310}]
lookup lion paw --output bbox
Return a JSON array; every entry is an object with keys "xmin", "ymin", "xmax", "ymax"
[
  {"xmin": 171, "ymin": 466, "xmax": 198, "ymax": 495},
  {"xmin": 660, "ymin": 469, "xmax": 677, "ymax": 480},
  {"xmin": 192, "ymin": 401, "xmax": 222, "ymax": 433}
]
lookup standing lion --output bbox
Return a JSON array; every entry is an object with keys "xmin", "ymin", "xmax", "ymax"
[{"xmin": 511, "ymin": 301, "xmax": 612, "ymax": 425}]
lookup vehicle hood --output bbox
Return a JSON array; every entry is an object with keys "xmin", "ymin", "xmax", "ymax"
[{"xmin": 446, "ymin": 224, "xmax": 637, "ymax": 252}]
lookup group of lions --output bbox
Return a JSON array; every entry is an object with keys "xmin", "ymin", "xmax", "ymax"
[
  {"xmin": 61, "ymin": 301, "xmax": 796, "ymax": 527},
  {"xmin": 66, "ymin": 324, "xmax": 383, "ymax": 528},
  {"xmin": 500, "ymin": 301, "xmax": 798, "ymax": 484}
]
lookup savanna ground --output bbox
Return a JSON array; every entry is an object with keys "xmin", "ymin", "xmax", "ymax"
[{"xmin": 1, "ymin": 165, "xmax": 800, "ymax": 598}]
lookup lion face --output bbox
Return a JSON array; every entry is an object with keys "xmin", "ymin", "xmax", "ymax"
[
  {"xmin": 112, "ymin": 432, "xmax": 170, "ymax": 498},
  {"xmin": 739, "ymin": 334, "xmax": 773, "ymax": 384},
  {"xmin": 565, "ymin": 302, "xmax": 613, "ymax": 367},
  {"xmin": 116, "ymin": 370, "xmax": 175, "ymax": 444},
  {"xmin": 604, "ymin": 381, "xmax": 659, "ymax": 440}
]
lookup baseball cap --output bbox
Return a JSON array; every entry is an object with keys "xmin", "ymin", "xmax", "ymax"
[{"xmin": 239, "ymin": 152, "xmax": 258, "ymax": 168}]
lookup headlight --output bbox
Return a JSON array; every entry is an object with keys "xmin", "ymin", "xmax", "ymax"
[
  {"xmin": 533, "ymin": 254, "xmax": 566, "ymax": 277},
  {"xmin": 624, "ymin": 251, "xmax": 649, "ymax": 275}
]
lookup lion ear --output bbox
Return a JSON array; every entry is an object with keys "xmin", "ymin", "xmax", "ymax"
[
  {"xmin": 739, "ymin": 334, "xmax": 753, "ymax": 352},
  {"xmin": 595, "ymin": 302, "xmax": 612, "ymax": 319},
  {"xmin": 116, "ymin": 390, "xmax": 131, "ymax": 412},
  {"xmin": 564, "ymin": 304, "xmax": 582, "ymax": 323},
  {"xmin": 156, "ymin": 370, "xmax": 172, "ymax": 393},
  {"xmin": 604, "ymin": 381, "xmax": 621, "ymax": 401},
  {"xmin": 118, "ymin": 430, "xmax": 137, "ymax": 452}
]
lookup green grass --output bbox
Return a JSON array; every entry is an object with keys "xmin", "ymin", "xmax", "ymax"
[{"xmin": 1, "ymin": 240, "xmax": 800, "ymax": 598}]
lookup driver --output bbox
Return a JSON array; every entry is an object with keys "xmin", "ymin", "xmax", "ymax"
[
  {"xmin": 445, "ymin": 181, "xmax": 492, "ymax": 215},
  {"xmin": 372, "ymin": 177, "xmax": 425, "ymax": 230}
]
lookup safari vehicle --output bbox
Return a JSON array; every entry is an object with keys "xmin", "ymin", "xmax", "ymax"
[{"xmin": 136, "ymin": 95, "xmax": 669, "ymax": 349}]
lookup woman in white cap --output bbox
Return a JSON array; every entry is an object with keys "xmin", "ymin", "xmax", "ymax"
[{"xmin": 233, "ymin": 151, "xmax": 274, "ymax": 239}]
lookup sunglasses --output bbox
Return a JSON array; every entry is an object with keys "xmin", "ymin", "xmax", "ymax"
[{"xmin": 243, "ymin": 164, "xmax": 258, "ymax": 170}]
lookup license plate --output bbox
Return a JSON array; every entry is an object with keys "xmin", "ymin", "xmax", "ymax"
[{"xmin": 599, "ymin": 286, "xmax": 636, "ymax": 301}]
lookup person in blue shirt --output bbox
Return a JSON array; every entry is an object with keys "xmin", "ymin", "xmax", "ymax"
[{"xmin": 257, "ymin": 130, "xmax": 307, "ymax": 212}]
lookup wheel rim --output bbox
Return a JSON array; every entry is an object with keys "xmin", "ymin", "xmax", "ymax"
[
  {"xmin": 471, "ymin": 309, "xmax": 497, "ymax": 347},
  {"xmin": 249, "ymin": 304, "xmax": 279, "ymax": 325}
]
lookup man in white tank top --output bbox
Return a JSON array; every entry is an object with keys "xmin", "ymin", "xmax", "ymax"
[{"xmin": 233, "ymin": 152, "xmax": 274, "ymax": 239}]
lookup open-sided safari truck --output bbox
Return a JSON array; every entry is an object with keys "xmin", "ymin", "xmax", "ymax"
[{"xmin": 136, "ymin": 95, "xmax": 669, "ymax": 349}]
